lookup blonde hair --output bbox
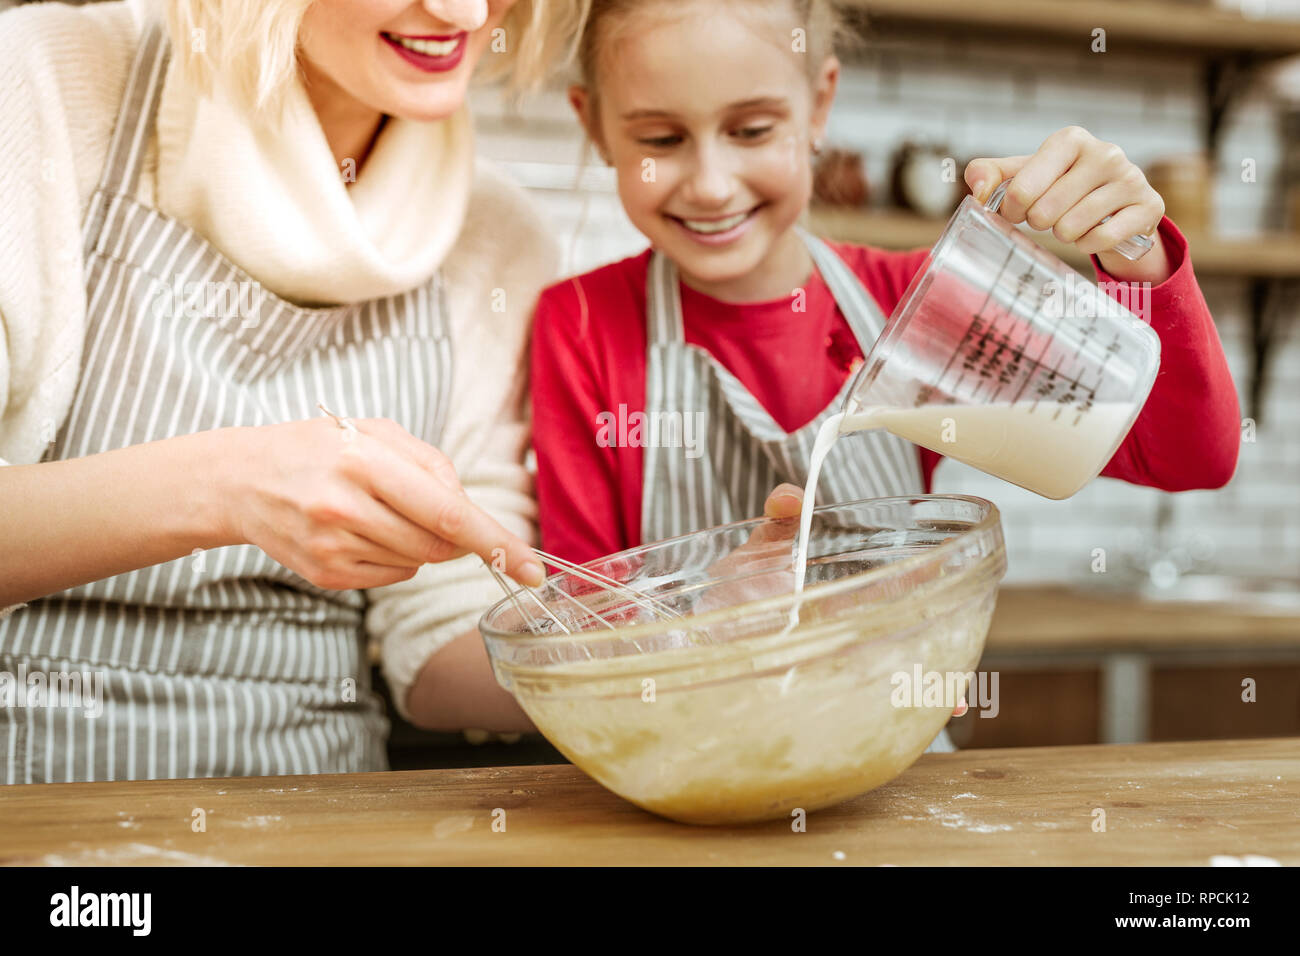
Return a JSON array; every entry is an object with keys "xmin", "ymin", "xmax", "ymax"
[
  {"xmin": 577, "ymin": 0, "xmax": 846, "ymax": 90},
  {"xmin": 160, "ymin": 0, "xmax": 590, "ymax": 115},
  {"xmin": 478, "ymin": 0, "xmax": 591, "ymax": 95}
]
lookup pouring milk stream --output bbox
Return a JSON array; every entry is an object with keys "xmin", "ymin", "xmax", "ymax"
[{"xmin": 786, "ymin": 180, "xmax": 1162, "ymax": 624}]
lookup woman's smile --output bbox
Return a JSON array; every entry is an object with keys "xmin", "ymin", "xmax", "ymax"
[{"xmin": 380, "ymin": 30, "xmax": 468, "ymax": 73}]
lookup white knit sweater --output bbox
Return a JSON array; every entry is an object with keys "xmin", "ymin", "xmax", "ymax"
[{"xmin": 0, "ymin": 1, "xmax": 557, "ymax": 719}]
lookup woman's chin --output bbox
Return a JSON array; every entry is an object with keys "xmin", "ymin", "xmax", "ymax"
[{"xmin": 373, "ymin": 80, "xmax": 472, "ymax": 123}]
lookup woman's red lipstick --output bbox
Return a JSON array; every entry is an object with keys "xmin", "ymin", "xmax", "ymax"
[{"xmin": 381, "ymin": 31, "xmax": 468, "ymax": 73}]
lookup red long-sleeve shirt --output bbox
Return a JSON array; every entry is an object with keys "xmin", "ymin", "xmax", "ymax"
[{"xmin": 531, "ymin": 217, "xmax": 1240, "ymax": 565}]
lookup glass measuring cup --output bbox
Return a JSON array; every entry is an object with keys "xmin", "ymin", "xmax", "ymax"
[{"xmin": 843, "ymin": 180, "xmax": 1162, "ymax": 500}]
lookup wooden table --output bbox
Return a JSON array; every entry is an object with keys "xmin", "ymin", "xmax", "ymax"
[{"xmin": 1, "ymin": 738, "xmax": 1294, "ymax": 866}]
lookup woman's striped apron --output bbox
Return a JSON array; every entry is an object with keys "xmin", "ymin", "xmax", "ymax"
[
  {"xmin": 0, "ymin": 27, "xmax": 453, "ymax": 783},
  {"xmin": 641, "ymin": 234, "xmax": 956, "ymax": 753}
]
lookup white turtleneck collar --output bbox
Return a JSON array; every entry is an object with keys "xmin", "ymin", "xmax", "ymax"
[{"xmin": 153, "ymin": 51, "xmax": 473, "ymax": 307}]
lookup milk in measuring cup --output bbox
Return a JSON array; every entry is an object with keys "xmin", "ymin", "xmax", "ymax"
[
  {"xmin": 787, "ymin": 397, "xmax": 1134, "ymax": 624},
  {"xmin": 842, "ymin": 400, "xmax": 1137, "ymax": 500}
]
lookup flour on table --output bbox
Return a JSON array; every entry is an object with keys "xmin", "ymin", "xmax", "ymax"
[
  {"xmin": 234, "ymin": 815, "xmax": 283, "ymax": 828},
  {"xmin": 30, "ymin": 843, "xmax": 239, "ymax": 867},
  {"xmin": 1210, "ymin": 854, "xmax": 1281, "ymax": 867}
]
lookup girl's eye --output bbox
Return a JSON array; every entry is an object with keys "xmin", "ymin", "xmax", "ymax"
[
  {"xmin": 734, "ymin": 125, "xmax": 774, "ymax": 141},
  {"xmin": 638, "ymin": 134, "xmax": 682, "ymax": 148}
]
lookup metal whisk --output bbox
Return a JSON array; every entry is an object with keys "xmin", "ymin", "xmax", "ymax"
[{"xmin": 483, "ymin": 549, "xmax": 683, "ymax": 636}]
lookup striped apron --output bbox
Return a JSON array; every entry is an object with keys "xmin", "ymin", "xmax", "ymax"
[
  {"xmin": 0, "ymin": 27, "xmax": 453, "ymax": 783},
  {"xmin": 641, "ymin": 233, "xmax": 956, "ymax": 753}
]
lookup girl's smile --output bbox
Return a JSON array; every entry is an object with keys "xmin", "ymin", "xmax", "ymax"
[{"xmin": 667, "ymin": 203, "xmax": 767, "ymax": 245}]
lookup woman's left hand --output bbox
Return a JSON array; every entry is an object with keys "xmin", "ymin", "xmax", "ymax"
[{"xmin": 963, "ymin": 126, "xmax": 1172, "ymax": 283}]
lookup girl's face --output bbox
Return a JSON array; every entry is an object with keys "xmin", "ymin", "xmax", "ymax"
[
  {"xmin": 299, "ymin": 0, "xmax": 517, "ymax": 121},
  {"xmin": 573, "ymin": 3, "xmax": 838, "ymax": 300}
]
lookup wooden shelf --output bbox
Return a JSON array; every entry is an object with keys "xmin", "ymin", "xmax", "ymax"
[
  {"xmin": 987, "ymin": 585, "xmax": 1300, "ymax": 653},
  {"xmin": 809, "ymin": 203, "xmax": 1300, "ymax": 278},
  {"xmin": 841, "ymin": 0, "xmax": 1300, "ymax": 57}
]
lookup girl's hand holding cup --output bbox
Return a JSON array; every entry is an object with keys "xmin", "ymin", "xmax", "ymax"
[{"xmin": 963, "ymin": 125, "xmax": 1173, "ymax": 284}]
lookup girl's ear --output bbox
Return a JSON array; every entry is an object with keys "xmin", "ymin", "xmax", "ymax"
[
  {"xmin": 568, "ymin": 84, "xmax": 611, "ymax": 163},
  {"xmin": 809, "ymin": 56, "xmax": 840, "ymax": 148}
]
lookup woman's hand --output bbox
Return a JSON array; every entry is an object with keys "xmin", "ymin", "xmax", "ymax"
[
  {"xmin": 964, "ymin": 126, "xmax": 1172, "ymax": 284},
  {"xmin": 218, "ymin": 416, "xmax": 543, "ymax": 591}
]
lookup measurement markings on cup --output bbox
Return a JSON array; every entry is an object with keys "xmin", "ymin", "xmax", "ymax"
[{"xmin": 934, "ymin": 245, "xmax": 1018, "ymax": 398}]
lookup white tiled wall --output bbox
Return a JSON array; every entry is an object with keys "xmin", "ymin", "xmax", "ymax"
[{"xmin": 469, "ymin": 25, "xmax": 1300, "ymax": 585}]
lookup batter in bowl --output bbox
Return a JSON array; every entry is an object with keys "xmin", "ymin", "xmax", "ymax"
[{"xmin": 500, "ymin": 561, "xmax": 998, "ymax": 825}]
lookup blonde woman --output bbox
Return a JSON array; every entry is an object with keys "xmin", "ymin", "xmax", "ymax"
[{"xmin": 0, "ymin": 0, "xmax": 585, "ymax": 783}]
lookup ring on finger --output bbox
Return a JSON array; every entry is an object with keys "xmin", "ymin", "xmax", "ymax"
[{"xmin": 317, "ymin": 402, "xmax": 359, "ymax": 437}]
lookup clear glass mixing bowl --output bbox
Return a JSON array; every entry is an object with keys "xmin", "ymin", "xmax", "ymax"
[{"xmin": 480, "ymin": 496, "xmax": 1007, "ymax": 825}]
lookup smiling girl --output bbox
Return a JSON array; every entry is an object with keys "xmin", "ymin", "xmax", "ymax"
[
  {"xmin": 530, "ymin": 0, "xmax": 1241, "ymax": 749},
  {"xmin": 534, "ymin": 0, "xmax": 1240, "ymax": 561}
]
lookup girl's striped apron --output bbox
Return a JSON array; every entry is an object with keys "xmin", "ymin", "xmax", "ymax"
[
  {"xmin": 641, "ymin": 234, "xmax": 956, "ymax": 753},
  {"xmin": 0, "ymin": 27, "xmax": 453, "ymax": 783}
]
